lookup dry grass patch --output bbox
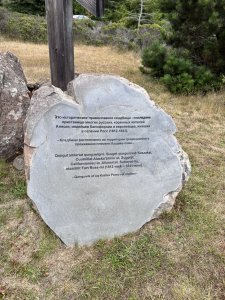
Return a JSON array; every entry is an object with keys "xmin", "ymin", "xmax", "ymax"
[
  {"xmin": 0, "ymin": 38, "xmax": 225, "ymax": 299},
  {"xmin": 0, "ymin": 38, "xmax": 139, "ymax": 83}
]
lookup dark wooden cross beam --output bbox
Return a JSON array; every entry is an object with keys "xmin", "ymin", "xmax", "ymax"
[
  {"xmin": 45, "ymin": 0, "xmax": 104, "ymax": 91},
  {"xmin": 77, "ymin": 0, "xmax": 104, "ymax": 17}
]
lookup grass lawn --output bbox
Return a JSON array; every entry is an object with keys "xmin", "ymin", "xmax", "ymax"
[{"xmin": 0, "ymin": 38, "xmax": 225, "ymax": 300}]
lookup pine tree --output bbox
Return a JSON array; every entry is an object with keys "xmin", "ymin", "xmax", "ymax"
[
  {"xmin": 105, "ymin": 0, "xmax": 161, "ymax": 28},
  {"xmin": 7, "ymin": 0, "xmax": 45, "ymax": 15},
  {"xmin": 160, "ymin": 0, "xmax": 225, "ymax": 74},
  {"xmin": 7, "ymin": 0, "xmax": 95, "ymax": 16},
  {"xmin": 73, "ymin": 0, "xmax": 86, "ymax": 15}
]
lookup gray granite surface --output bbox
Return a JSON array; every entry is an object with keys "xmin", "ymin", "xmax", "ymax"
[
  {"xmin": 0, "ymin": 52, "xmax": 30, "ymax": 160},
  {"xmin": 24, "ymin": 74, "xmax": 191, "ymax": 245}
]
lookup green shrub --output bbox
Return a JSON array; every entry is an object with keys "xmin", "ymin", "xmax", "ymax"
[
  {"xmin": 7, "ymin": 14, "xmax": 47, "ymax": 43},
  {"xmin": 161, "ymin": 73, "xmax": 195, "ymax": 94},
  {"xmin": 163, "ymin": 54, "xmax": 193, "ymax": 76},
  {"xmin": 6, "ymin": 0, "xmax": 45, "ymax": 16},
  {"xmin": 141, "ymin": 42, "xmax": 223, "ymax": 94},
  {"xmin": 193, "ymin": 66, "xmax": 220, "ymax": 92},
  {"xmin": 0, "ymin": 8, "xmax": 47, "ymax": 43},
  {"xmin": 0, "ymin": 8, "xmax": 162, "ymax": 50},
  {"xmin": 0, "ymin": 7, "xmax": 9, "ymax": 34},
  {"xmin": 73, "ymin": 19, "xmax": 94, "ymax": 44},
  {"xmin": 142, "ymin": 42, "xmax": 167, "ymax": 76},
  {"xmin": 160, "ymin": 0, "xmax": 225, "ymax": 75},
  {"xmin": 102, "ymin": 22, "xmax": 125, "ymax": 33},
  {"xmin": 135, "ymin": 24, "xmax": 163, "ymax": 49}
]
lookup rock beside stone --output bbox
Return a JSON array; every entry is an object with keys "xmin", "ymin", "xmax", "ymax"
[
  {"xmin": 13, "ymin": 154, "xmax": 24, "ymax": 171},
  {"xmin": 0, "ymin": 52, "xmax": 30, "ymax": 160}
]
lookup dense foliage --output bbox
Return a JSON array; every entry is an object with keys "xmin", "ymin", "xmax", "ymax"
[
  {"xmin": 0, "ymin": 7, "xmax": 47, "ymax": 42},
  {"xmin": 141, "ymin": 0, "xmax": 225, "ymax": 93},
  {"xmin": 5, "ymin": 0, "xmax": 163, "ymax": 28},
  {"xmin": 5, "ymin": 0, "xmax": 87, "ymax": 16},
  {"xmin": 104, "ymin": 0, "xmax": 162, "ymax": 28},
  {"xmin": 142, "ymin": 42, "xmax": 222, "ymax": 94},
  {"xmin": 6, "ymin": 0, "xmax": 45, "ymax": 15},
  {"xmin": 3, "ymin": 0, "xmax": 225, "ymax": 93},
  {"xmin": 160, "ymin": 0, "xmax": 225, "ymax": 75},
  {"xmin": 0, "ymin": 7, "xmax": 161, "ymax": 49}
]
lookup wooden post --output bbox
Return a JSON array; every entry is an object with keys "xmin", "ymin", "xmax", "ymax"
[{"xmin": 45, "ymin": 0, "xmax": 74, "ymax": 91}]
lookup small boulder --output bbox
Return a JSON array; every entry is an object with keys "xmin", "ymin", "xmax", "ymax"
[
  {"xmin": 0, "ymin": 52, "xmax": 30, "ymax": 160},
  {"xmin": 13, "ymin": 154, "xmax": 24, "ymax": 171}
]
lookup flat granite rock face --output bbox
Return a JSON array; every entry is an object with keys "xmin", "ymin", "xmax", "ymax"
[
  {"xmin": 0, "ymin": 52, "xmax": 30, "ymax": 160},
  {"xmin": 24, "ymin": 75, "xmax": 191, "ymax": 246}
]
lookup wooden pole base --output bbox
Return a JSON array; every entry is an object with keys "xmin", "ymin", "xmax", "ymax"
[{"xmin": 45, "ymin": 0, "xmax": 74, "ymax": 91}]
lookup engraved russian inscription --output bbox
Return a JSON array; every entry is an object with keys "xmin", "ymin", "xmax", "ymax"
[{"xmin": 53, "ymin": 114, "xmax": 152, "ymax": 179}]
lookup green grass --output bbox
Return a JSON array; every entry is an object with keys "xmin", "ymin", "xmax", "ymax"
[
  {"xmin": 0, "ymin": 160, "xmax": 9, "ymax": 179},
  {"xmin": 0, "ymin": 160, "xmax": 27, "ymax": 204},
  {"xmin": 11, "ymin": 180, "xmax": 27, "ymax": 198},
  {"xmin": 0, "ymin": 42, "xmax": 225, "ymax": 299},
  {"xmin": 73, "ymin": 236, "xmax": 170, "ymax": 299},
  {"xmin": 0, "ymin": 210, "xmax": 7, "ymax": 227},
  {"xmin": 31, "ymin": 227, "xmax": 61, "ymax": 261},
  {"xmin": 1, "ymin": 106, "xmax": 225, "ymax": 300},
  {"xmin": 0, "ymin": 160, "xmax": 9, "ymax": 195}
]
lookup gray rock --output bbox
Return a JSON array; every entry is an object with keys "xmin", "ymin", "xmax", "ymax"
[
  {"xmin": 24, "ymin": 74, "xmax": 191, "ymax": 246},
  {"xmin": 13, "ymin": 154, "xmax": 24, "ymax": 171},
  {"xmin": 0, "ymin": 52, "xmax": 30, "ymax": 160}
]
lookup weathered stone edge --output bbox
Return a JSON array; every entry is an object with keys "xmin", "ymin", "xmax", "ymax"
[{"xmin": 152, "ymin": 149, "xmax": 191, "ymax": 219}]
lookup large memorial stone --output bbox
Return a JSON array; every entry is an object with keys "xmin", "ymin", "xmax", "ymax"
[{"xmin": 24, "ymin": 74, "xmax": 191, "ymax": 246}]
